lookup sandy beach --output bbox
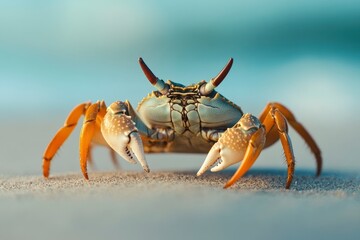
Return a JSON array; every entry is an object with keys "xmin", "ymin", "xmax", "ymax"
[{"xmin": 0, "ymin": 169, "xmax": 359, "ymax": 240}]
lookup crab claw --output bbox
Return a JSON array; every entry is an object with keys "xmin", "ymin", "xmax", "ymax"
[
  {"xmin": 197, "ymin": 114, "xmax": 265, "ymax": 185},
  {"xmin": 101, "ymin": 101, "xmax": 150, "ymax": 173},
  {"xmin": 196, "ymin": 129, "xmax": 248, "ymax": 176}
]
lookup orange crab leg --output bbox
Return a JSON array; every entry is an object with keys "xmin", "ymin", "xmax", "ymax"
[
  {"xmin": 263, "ymin": 125, "xmax": 279, "ymax": 148},
  {"xmin": 262, "ymin": 109, "xmax": 296, "ymax": 189},
  {"xmin": 79, "ymin": 101, "xmax": 107, "ymax": 179},
  {"xmin": 42, "ymin": 102, "xmax": 91, "ymax": 178},
  {"xmin": 87, "ymin": 145, "xmax": 95, "ymax": 168},
  {"xmin": 224, "ymin": 127, "xmax": 266, "ymax": 189},
  {"xmin": 272, "ymin": 102, "xmax": 322, "ymax": 176},
  {"xmin": 259, "ymin": 102, "xmax": 322, "ymax": 176}
]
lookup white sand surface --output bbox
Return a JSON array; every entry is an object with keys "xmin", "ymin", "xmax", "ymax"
[{"xmin": 0, "ymin": 169, "xmax": 359, "ymax": 240}]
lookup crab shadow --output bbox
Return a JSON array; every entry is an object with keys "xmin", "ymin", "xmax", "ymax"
[{"xmin": 171, "ymin": 168, "xmax": 359, "ymax": 192}]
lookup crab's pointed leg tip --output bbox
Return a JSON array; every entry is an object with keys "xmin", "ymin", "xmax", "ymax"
[{"xmin": 223, "ymin": 180, "xmax": 234, "ymax": 189}]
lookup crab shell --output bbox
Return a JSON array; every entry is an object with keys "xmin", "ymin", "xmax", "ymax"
[{"xmin": 137, "ymin": 81, "xmax": 243, "ymax": 134}]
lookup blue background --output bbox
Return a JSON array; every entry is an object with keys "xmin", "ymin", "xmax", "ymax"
[{"xmin": 0, "ymin": 0, "xmax": 359, "ymax": 174}]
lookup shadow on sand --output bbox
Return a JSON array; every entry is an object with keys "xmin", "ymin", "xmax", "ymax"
[{"xmin": 169, "ymin": 168, "xmax": 359, "ymax": 192}]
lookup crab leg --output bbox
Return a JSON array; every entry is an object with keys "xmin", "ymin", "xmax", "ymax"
[
  {"xmin": 87, "ymin": 145, "xmax": 94, "ymax": 168},
  {"xmin": 260, "ymin": 102, "xmax": 322, "ymax": 176},
  {"xmin": 273, "ymin": 103, "xmax": 321, "ymax": 176},
  {"xmin": 223, "ymin": 127, "xmax": 266, "ymax": 189},
  {"xmin": 42, "ymin": 102, "xmax": 91, "ymax": 178},
  {"xmin": 79, "ymin": 102, "xmax": 105, "ymax": 179},
  {"xmin": 262, "ymin": 108, "xmax": 296, "ymax": 189}
]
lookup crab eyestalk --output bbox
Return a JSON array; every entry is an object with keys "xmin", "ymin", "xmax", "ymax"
[
  {"xmin": 139, "ymin": 57, "xmax": 169, "ymax": 95},
  {"xmin": 200, "ymin": 58, "xmax": 233, "ymax": 95}
]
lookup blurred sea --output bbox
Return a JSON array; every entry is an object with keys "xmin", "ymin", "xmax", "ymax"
[{"xmin": 0, "ymin": 0, "xmax": 359, "ymax": 174}]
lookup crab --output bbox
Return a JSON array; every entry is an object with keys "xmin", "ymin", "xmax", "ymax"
[{"xmin": 42, "ymin": 58, "xmax": 322, "ymax": 189}]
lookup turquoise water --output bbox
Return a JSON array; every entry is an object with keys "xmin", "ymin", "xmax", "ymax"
[
  {"xmin": 0, "ymin": 0, "xmax": 359, "ymax": 172},
  {"xmin": 0, "ymin": 0, "xmax": 359, "ymax": 116}
]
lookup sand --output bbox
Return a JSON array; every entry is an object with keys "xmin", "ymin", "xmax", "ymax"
[
  {"xmin": 0, "ymin": 169, "xmax": 359, "ymax": 240},
  {"xmin": 1, "ymin": 169, "xmax": 359, "ymax": 198}
]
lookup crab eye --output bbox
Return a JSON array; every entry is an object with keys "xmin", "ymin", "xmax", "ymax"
[
  {"xmin": 139, "ymin": 57, "xmax": 170, "ymax": 95},
  {"xmin": 200, "ymin": 58, "xmax": 233, "ymax": 95}
]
